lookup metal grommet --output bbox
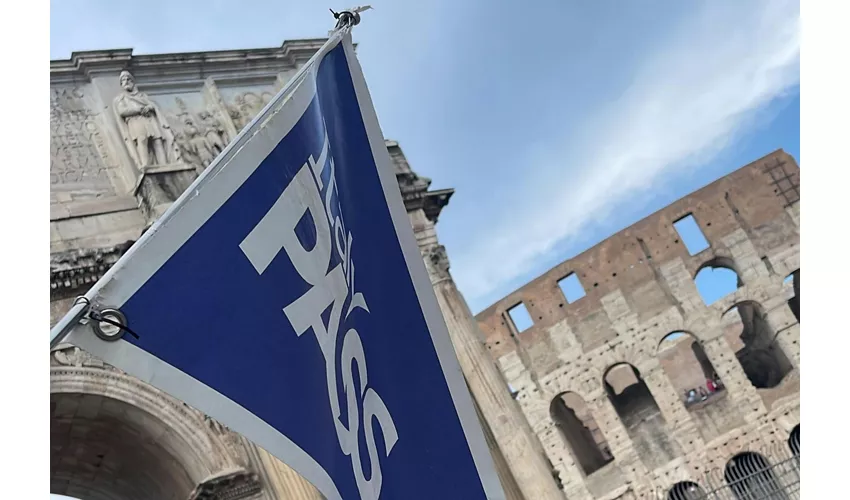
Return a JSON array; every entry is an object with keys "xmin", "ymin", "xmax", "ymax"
[{"xmin": 92, "ymin": 308, "xmax": 128, "ymax": 342}]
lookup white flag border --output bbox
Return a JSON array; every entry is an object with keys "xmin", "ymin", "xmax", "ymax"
[{"xmin": 57, "ymin": 29, "xmax": 506, "ymax": 500}]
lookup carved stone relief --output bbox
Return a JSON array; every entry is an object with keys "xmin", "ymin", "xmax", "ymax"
[
  {"xmin": 225, "ymin": 89, "xmax": 275, "ymax": 130},
  {"xmin": 50, "ymin": 87, "xmax": 117, "ymax": 202},
  {"xmin": 52, "ymin": 345, "xmax": 108, "ymax": 369},
  {"xmin": 165, "ymin": 97, "xmax": 232, "ymax": 171}
]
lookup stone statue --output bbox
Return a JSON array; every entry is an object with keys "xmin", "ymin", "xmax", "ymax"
[
  {"xmin": 113, "ymin": 70, "xmax": 178, "ymax": 168},
  {"xmin": 198, "ymin": 110, "xmax": 228, "ymax": 155}
]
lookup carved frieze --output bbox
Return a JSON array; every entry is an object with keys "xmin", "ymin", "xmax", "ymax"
[
  {"xmin": 50, "ymin": 87, "xmax": 117, "ymax": 202},
  {"xmin": 165, "ymin": 97, "xmax": 232, "ymax": 172},
  {"xmin": 227, "ymin": 90, "xmax": 274, "ymax": 130}
]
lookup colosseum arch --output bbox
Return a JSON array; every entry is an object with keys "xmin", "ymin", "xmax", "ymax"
[
  {"xmin": 788, "ymin": 424, "xmax": 800, "ymax": 457},
  {"xmin": 666, "ymin": 480, "xmax": 706, "ymax": 500},
  {"xmin": 51, "ymin": 347, "xmax": 260, "ymax": 500},
  {"xmin": 694, "ymin": 256, "xmax": 743, "ymax": 306},
  {"xmin": 602, "ymin": 363, "xmax": 682, "ymax": 470},
  {"xmin": 657, "ymin": 331, "xmax": 742, "ymax": 441},
  {"xmin": 724, "ymin": 451, "xmax": 788, "ymax": 500},
  {"xmin": 721, "ymin": 301, "xmax": 793, "ymax": 389},
  {"xmin": 549, "ymin": 391, "xmax": 613, "ymax": 477}
]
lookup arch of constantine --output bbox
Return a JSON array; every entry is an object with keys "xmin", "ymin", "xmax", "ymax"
[{"xmin": 50, "ymin": 35, "xmax": 799, "ymax": 500}]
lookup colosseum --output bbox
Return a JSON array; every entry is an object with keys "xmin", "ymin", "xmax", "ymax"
[{"xmin": 475, "ymin": 150, "xmax": 800, "ymax": 499}]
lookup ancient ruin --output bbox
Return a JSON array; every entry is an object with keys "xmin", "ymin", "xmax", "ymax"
[{"xmin": 475, "ymin": 151, "xmax": 800, "ymax": 499}]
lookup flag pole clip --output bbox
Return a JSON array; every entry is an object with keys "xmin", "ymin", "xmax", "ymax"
[{"xmin": 90, "ymin": 307, "xmax": 138, "ymax": 342}]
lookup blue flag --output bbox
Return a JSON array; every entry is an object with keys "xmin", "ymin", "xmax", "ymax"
[{"xmin": 60, "ymin": 28, "xmax": 505, "ymax": 500}]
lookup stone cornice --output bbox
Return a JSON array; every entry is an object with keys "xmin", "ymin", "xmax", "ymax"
[
  {"xmin": 50, "ymin": 38, "xmax": 328, "ymax": 84},
  {"xmin": 50, "ymin": 241, "xmax": 134, "ymax": 299}
]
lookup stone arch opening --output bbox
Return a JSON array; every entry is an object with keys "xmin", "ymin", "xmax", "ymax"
[
  {"xmin": 657, "ymin": 332, "xmax": 737, "ymax": 440},
  {"xmin": 666, "ymin": 481, "xmax": 705, "ymax": 500},
  {"xmin": 724, "ymin": 452, "xmax": 787, "ymax": 500},
  {"xmin": 51, "ymin": 391, "xmax": 198, "ymax": 499},
  {"xmin": 722, "ymin": 301, "xmax": 793, "ymax": 389},
  {"xmin": 658, "ymin": 332, "xmax": 724, "ymax": 406},
  {"xmin": 789, "ymin": 424, "xmax": 800, "ymax": 456},
  {"xmin": 50, "ymin": 359, "xmax": 259, "ymax": 500},
  {"xmin": 694, "ymin": 256, "xmax": 742, "ymax": 305},
  {"xmin": 549, "ymin": 392, "xmax": 613, "ymax": 476},
  {"xmin": 603, "ymin": 363, "xmax": 681, "ymax": 469},
  {"xmin": 785, "ymin": 270, "xmax": 800, "ymax": 322}
]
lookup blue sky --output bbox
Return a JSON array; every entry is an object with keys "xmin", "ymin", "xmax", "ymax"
[{"xmin": 50, "ymin": 0, "xmax": 800, "ymax": 314}]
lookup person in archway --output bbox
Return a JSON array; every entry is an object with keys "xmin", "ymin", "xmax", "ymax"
[
  {"xmin": 697, "ymin": 387, "xmax": 708, "ymax": 401},
  {"xmin": 686, "ymin": 389, "xmax": 697, "ymax": 404},
  {"xmin": 712, "ymin": 373, "xmax": 724, "ymax": 390},
  {"xmin": 706, "ymin": 377, "xmax": 717, "ymax": 394}
]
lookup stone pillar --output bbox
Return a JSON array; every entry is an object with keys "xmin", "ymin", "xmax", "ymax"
[
  {"xmin": 587, "ymin": 394, "xmax": 648, "ymax": 487},
  {"xmin": 642, "ymin": 367, "xmax": 705, "ymax": 454},
  {"xmin": 410, "ymin": 209, "xmax": 564, "ymax": 500},
  {"xmin": 701, "ymin": 333, "xmax": 766, "ymax": 422}
]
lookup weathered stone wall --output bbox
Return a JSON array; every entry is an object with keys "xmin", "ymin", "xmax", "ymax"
[{"xmin": 476, "ymin": 150, "xmax": 801, "ymax": 499}]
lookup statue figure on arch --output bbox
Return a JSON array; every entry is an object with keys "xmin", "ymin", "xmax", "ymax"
[{"xmin": 113, "ymin": 70, "xmax": 180, "ymax": 168}]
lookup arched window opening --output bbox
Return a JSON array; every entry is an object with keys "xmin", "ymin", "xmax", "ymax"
[
  {"xmin": 603, "ymin": 363, "xmax": 681, "ymax": 469},
  {"xmin": 785, "ymin": 270, "xmax": 800, "ymax": 322},
  {"xmin": 695, "ymin": 258, "xmax": 742, "ymax": 306},
  {"xmin": 722, "ymin": 302, "xmax": 793, "ymax": 389},
  {"xmin": 658, "ymin": 332, "xmax": 725, "ymax": 408},
  {"xmin": 789, "ymin": 424, "xmax": 800, "ymax": 457},
  {"xmin": 724, "ymin": 452, "xmax": 788, "ymax": 500},
  {"xmin": 667, "ymin": 481, "xmax": 705, "ymax": 500},
  {"xmin": 550, "ymin": 392, "xmax": 613, "ymax": 476}
]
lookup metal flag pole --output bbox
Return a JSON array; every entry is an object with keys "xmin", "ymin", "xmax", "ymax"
[
  {"xmin": 50, "ymin": 297, "xmax": 90, "ymax": 349},
  {"xmin": 48, "ymin": 6, "xmax": 371, "ymax": 350}
]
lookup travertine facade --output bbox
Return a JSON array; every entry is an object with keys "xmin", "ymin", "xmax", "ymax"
[{"xmin": 475, "ymin": 151, "xmax": 801, "ymax": 499}]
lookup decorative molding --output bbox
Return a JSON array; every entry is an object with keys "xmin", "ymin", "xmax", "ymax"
[
  {"xmin": 51, "ymin": 39, "xmax": 328, "ymax": 85},
  {"xmin": 189, "ymin": 469, "xmax": 263, "ymax": 500},
  {"xmin": 50, "ymin": 195, "xmax": 138, "ymax": 221},
  {"xmin": 386, "ymin": 140, "xmax": 454, "ymax": 222},
  {"xmin": 50, "ymin": 241, "xmax": 134, "ymax": 298}
]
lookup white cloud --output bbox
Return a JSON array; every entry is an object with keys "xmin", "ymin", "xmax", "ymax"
[{"xmin": 450, "ymin": 0, "xmax": 800, "ymax": 305}]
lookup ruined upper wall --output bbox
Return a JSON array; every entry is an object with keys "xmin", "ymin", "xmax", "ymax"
[{"xmin": 476, "ymin": 149, "xmax": 800, "ymax": 362}]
